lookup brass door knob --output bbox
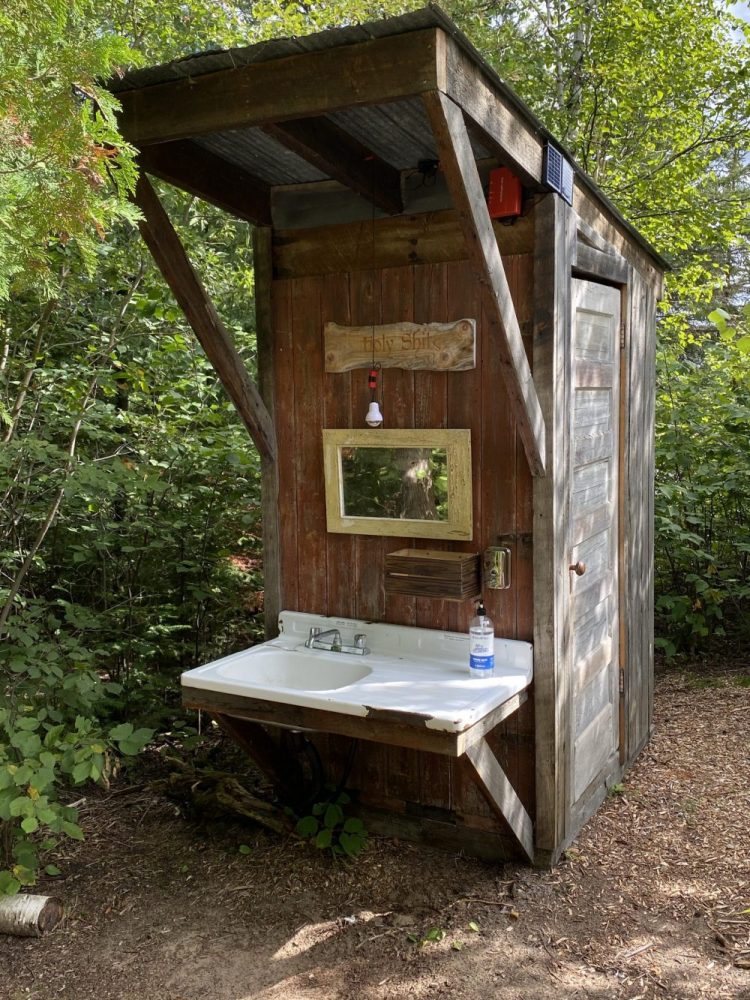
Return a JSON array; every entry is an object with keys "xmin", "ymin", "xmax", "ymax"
[{"xmin": 569, "ymin": 561, "xmax": 586, "ymax": 576}]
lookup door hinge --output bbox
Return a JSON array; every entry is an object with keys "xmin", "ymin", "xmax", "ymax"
[
  {"xmin": 619, "ymin": 668, "xmax": 625, "ymax": 695},
  {"xmin": 620, "ymin": 322, "xmax": 626, "ymax": 350}
]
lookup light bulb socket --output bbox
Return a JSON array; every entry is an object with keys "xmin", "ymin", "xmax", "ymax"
[{"xmin": 365, "ymin": 401, "xmax": 383, "ymax": 427}]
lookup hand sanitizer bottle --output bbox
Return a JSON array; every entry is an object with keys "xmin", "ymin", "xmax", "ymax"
[{"xmin": 469, "ymin": 598, "xmax": 495, "ymax": 678}]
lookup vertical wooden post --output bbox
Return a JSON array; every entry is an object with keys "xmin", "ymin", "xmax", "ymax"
[
  {"xmin": 532, "ymin": 194, "xmax": 574, "ymax": 860},
  {"xmin": 253, "ymin": 226, "xmax": 282, "ymax": 638}
]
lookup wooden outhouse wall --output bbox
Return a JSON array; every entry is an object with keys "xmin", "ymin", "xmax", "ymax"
[
  {"xmin": 251, "ymin": 190, "xmax": 660, "ymax": 862},
  {"xmin": 260, "ymin": 214, "xmax": 537, "ymax": 859}
]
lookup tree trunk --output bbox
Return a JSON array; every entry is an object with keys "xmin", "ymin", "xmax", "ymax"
[{"xmin": 0, "ymin": 895, "xmax": 64, "ymax": 937}]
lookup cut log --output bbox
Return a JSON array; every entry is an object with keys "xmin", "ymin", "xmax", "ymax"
[
  {"xmin": 158, "ymin": 760, "xmax": 295, "ymax": 836},
  {"xmin": 0, "ymin": 894, "xmax": 64, "ymax": 937}
]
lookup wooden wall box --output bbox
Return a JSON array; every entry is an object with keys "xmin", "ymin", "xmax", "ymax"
[{"xmin": 385, "ymin": 548, "xmax": 480, "ymax": 601}]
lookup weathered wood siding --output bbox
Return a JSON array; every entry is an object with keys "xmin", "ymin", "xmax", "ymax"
[
  {"xmin": 267, "ymin": 235, "xmax": 535, "ymax": 856},
  {"xmin": 623, "ymin": 268, "xmax": 656, "ymax": 760}
]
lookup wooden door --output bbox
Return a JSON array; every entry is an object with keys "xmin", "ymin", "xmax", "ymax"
[{"xmin": 569, "ymin": 279, "xmax": 622, "ymax": 819}]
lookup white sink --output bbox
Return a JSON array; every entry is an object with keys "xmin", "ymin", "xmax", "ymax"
[
  {"xmin": 181, "ymin": 611, "xmax": 533, "ymax": 735},
  {"xmin": 215, "ymin": 645, "xmax": 372, "ymax": 691}
]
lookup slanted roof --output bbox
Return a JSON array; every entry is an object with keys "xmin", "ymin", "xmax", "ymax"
[{"xmin": 110, "ymin": 4, "xmax": 668, "ymax": 270}]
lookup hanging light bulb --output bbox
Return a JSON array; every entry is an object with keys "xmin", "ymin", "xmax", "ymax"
[
  {"xmin": 365, "ymin": 366, "xmax": 383, "ymax": 426},
  {"xmin": 365, "ymin": 400, "xmax": 383, "ymax": 427}
]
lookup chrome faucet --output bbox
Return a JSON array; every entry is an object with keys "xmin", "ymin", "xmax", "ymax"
[{"xmin": 305, "ymin": 626, "xmax": 369, "ymax": 655}]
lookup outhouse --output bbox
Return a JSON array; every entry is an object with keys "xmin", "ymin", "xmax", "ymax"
[{"xmin": 110, "ymin": 6, "xmax": 666, "ymax": 865}]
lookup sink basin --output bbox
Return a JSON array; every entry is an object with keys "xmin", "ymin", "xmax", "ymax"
[
  {"xmin": 215, "ymin": 646, "xmax": 372, "ymax": 691},
  {"xmin": 181, "ymin": 611, "xmax": 533, "ymax": 735}
]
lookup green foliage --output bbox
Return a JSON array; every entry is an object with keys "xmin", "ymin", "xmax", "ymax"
[
  {"xmin": 295, "ymin": 791, "xmax": 368, "ymax": 859},
  {"xmin": 655, "ymin": 304, "xmax": 750, "ymax": 651},
  {"xmin": 0, "ymin": 617, "xmax": 153, "ymax": 894},
  {"xmin": 0, "ymin": 192, "xmax": 264, "ymax": 888},
  {"xmin": 0, "ymin": 1, "xmax": 140, "ymax": 301}
]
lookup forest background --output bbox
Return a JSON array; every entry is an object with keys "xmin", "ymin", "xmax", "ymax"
[{"xmin": 0, "ymin": 0, "xmax": 748, "ymax": 893}]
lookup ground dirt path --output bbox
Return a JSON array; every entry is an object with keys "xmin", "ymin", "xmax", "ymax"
[{"xmin": 1, "ymin": 670, "xmax": 748, "ymax": 1000}]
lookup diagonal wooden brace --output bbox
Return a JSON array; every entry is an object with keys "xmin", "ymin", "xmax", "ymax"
[
  {"xmin": 423, "ymin": 90, "xmax": 547, "ymax": 477},
  {"xmin": 464, "ymin": 737, "xmax": 535, "ymax": 863},
  {"xmin": 134, "ymin": 175, "xmax": 277, "ymax": 463}
]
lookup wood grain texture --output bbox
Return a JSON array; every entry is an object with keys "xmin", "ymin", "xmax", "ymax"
[
  {"xmin": 253, "ymin": 227, "xmax": 282, "ymax": 636},
  {"xmin": 268, "ymin": 239, "xmax": 535, "ymax": 845},
  {"xmin": 442, "ymin": 33, "xmax": 544, "ymax": 186},
  {"xmin": 380, "ymin": 265, "xmax": 417, "ymax": 629},
  {"xmin": 464, "ymin": 736, "xmax": 535, "ymax": 862},
  {"xmin": 324, "ymin": 319, "xmax": 476, "ymax": 373},
  {"xmin": 321, "ymin": 272, "xmax": 358, "ymax": 620},
  {"xmin": 273, "ymin": 209, "xmax": 535, "ymax": 278},
  {"xmin": 532, "ymin": 193, "xmax": 573, "ymax": 853},
  {"xmin": 293, "ymin": 275, "xmax": 327, "ymax": 615},
  {"xmin": 624, "ymin": 268, "xmax": 656, "ymax": 762},
  {"xmin": 118, "ymin": 29, "xmax": 443, "ymax": 145},
  {"xmin": 263, "ymin": 117, "xmax": 403, "ymax": 216},
  {"xmin": 185, "ymin": 688, "xmax": 463, "ymax": 755},
  {"xmin": 573, "ymin": 242, "xmax": 629, "ymax": 285},
  {"xmin": 574, "ymin": 185, "xmax": 665, "ymax": 296},
  {"xmin": 139, "ymin": 140, "xmax": 272, "ymax": 225},
  {"xmin": 271, "ymin": 278, "xmax": 298, "ymax": 611},
  {"xmin": 568, "ymin": 279, "xmax": 622, "ymax": 831},
  {"xmin": 134, "ymin": 175, "xmax": 277, "ymax": 463},
  {"xmin": 423, "ymin": 90, "xmax": 546, "ymax": 477}
]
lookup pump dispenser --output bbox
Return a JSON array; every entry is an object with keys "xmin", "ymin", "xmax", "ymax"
[{"xmin": 469, "ymin": 598, "xmax": 495, "ymax": 678}]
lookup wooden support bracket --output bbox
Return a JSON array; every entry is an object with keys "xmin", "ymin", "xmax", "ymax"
[
  {"xmin": 213, "ymin": 713, "xmax": 306, "ymax": 805},
  {"xmin": 264, "ymin": 118, "xmax": 403, "ymax": 216},
  {"xmin": 464, "ymin": 736, "xmax": 535, "ymax": 863},
  {"xmin": 423, "ymin": 90, "xmax": 547, "ymax": 477},
  {"xmin": 134, "ymin": 174, "xmax": 277, "ymax": 463}
]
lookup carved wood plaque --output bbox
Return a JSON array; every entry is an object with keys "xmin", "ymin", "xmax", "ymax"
[{"xmin": 324, "ymin": 319, "xmax": 476, "ymax": 373}]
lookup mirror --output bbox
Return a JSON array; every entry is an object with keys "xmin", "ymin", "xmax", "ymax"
[{"xmin": 323, "ymin": 429, "xmax": 472, "ymax": 540}]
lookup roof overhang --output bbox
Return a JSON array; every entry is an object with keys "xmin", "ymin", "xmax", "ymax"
[{"xmin": 108, "ymin": 4, "xmax": 668, "ymax": 272}]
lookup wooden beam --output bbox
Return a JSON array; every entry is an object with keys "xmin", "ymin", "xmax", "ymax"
[
  {"xmin": 253, "ymin": 227, "xmax": 282, "ymax": 638},
  {"xmin": 532, "ymin": 192, "xmax": 574, "ymax": 856},
  {"xmin": 456, "ymin": 690, "xmax": 528, "ymax": 757},
  {"xmin": 573, "ymin": 242, "xmax": 629, "ymax": 285},
  {"xmin": 441, "ymin": 32, "xmax": 544, "ymax": 187},
  {"xmin": 423, "ymin": 90, "xmax": 547, "ymax": 476},
  {"xmin": 264, "ymin": 118, "xmax": 403, "ymax": 215},
  {"xmin": 182, "ymin": 684, "xmax": 464, "ymax": 756},
  {"xmin": 213, "ymin": 713, "xmax": 306, "ymax": 805},
  {"xmin": 137, "ymin": 140, "xmax": 272, "ymax": 225},
  {"xmin": 464, "ymin": 737, "xmax": 535, "ymax": 863},
  {"xmin": 273, "ymin": 206, "xmax": 536, "ymax": 278},
  {"xmin": 117, "ymin": 29, "xmax": 442, "ymax": 146},
  {"xmin": 134, "ymin": 174, "xmax": 276, "ymax": 462}
]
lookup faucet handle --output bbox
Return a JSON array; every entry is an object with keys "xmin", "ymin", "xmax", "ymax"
[
  {"xmin": 309, "ymin": 626, "xmax": 322, "ymax": 639},
  {"xmin": 354, "ymin": 633, "xmax": 367, "ymax": 649}
]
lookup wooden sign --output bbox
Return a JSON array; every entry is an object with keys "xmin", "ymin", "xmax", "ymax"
[{"xmin": 324, "ymin": 319, "xmax": 476, "ymax": 373}]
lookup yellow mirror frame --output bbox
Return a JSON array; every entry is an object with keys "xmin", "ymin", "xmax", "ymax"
[{"xmin": 322, "ymin": 428, "xmax": 473, "ymax": 540}]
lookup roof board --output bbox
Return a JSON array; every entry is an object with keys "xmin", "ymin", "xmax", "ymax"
[{"xmin": 108, "ymin": 4, "xmax": 668, "ymax": 270}]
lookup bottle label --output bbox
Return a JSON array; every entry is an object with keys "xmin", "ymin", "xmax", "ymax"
[{"xmin": 470, "ymin": 653, "xmax": 495, "ymax": 672}]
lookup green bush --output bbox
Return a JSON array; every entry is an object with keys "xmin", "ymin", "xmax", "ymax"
[
  {"xmin": 654, "ymin": 305, "xmax": 750, "ymax": 652},
  {"xmin": 0, "ymin": 606, "xmax": 153, "ymax": 893}
]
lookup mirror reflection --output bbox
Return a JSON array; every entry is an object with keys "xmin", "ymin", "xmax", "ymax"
[
  {"xmin": 341, "ymin": 447, "xmax": 449, "ymax": 521},
  {"xmin": 322, "ymin": 429, "xmax": 472, "ymax": 541}
]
